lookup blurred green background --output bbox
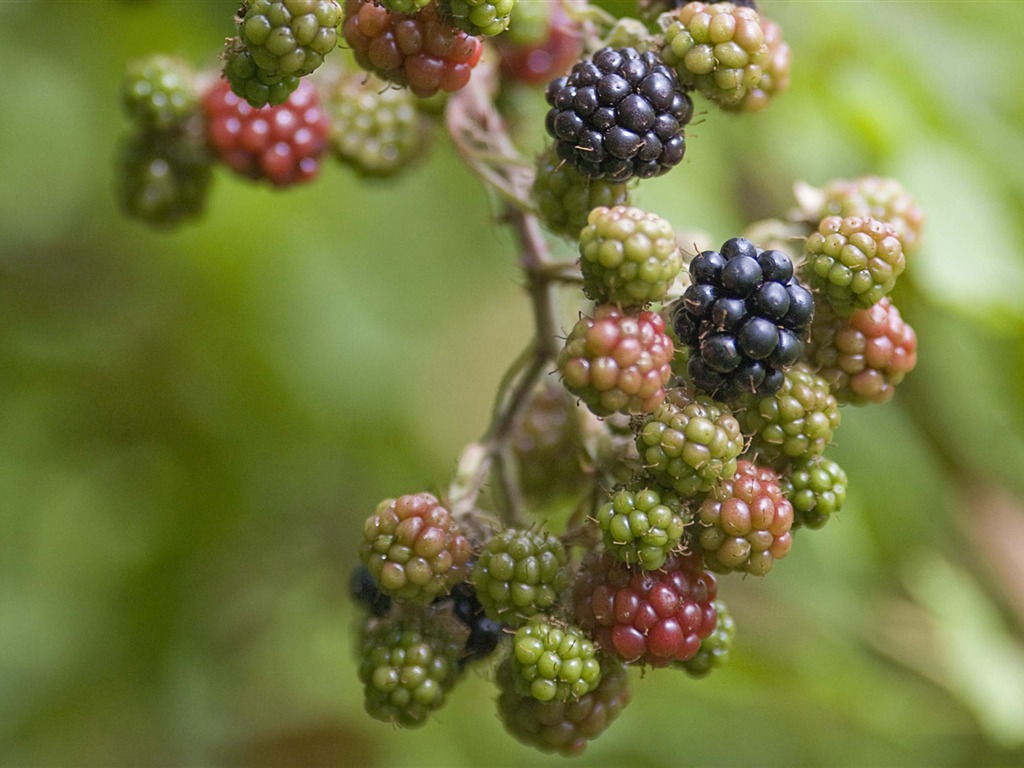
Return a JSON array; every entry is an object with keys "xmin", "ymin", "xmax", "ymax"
[{"xmin": 3, "ymin": 1, "xmax": 1024, "ymax": 766}]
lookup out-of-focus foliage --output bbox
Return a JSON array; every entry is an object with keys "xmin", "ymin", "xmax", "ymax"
[{"xmin": 2, "ymin": 1, "xmax": 1024, "ymax": 766}]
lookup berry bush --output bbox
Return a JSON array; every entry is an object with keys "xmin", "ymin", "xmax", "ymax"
[{"xmin": 98, "ymin": 0, "xmax": 1024, "ymax": 763}]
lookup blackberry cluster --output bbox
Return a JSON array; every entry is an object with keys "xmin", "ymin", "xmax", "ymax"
[
  {"xmin": 508, "ymin": 381, "xmax": 587, "ymax": 500},
  {"xmin": 121, "ymin": 54, "xmax": 199, "ymax": 131},
  {"xmin": 672, "ymin": 236, "xmax": 815, "ymax": 402},
  {"xmin": 545, "ymin": 47, "xmax": 693, "ymax": 182}
]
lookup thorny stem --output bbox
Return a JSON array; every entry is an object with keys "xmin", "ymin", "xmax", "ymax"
[{"xmin": 444, "ymin": 56, "xmax": 570, "ymax": 526}]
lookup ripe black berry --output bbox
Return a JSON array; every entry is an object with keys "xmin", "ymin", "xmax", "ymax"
[
  {"xmin": 672, "ymin": 236, "xmax": 813, "ymax": 401},
  {"xmin": 545, "ymin": 47, "xmax": 692, "ymax": 182}
]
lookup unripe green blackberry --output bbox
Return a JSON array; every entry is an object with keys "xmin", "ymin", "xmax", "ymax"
[
  {"xmin": 358, "ymin": 613, "xmax": 462, "ymax": 727},
  {"xmin": 509, "ymin": 382, "xmax": 586, "ymax": 501},
  {"xmin": 222, "ymin": 38, "xmax": 300, "ymax": 108},
  {"xmin": 807, "ymin": 297, "xmax": 918, "ymax": 405},
  {"xmin": 579, "ymin": 206, "xmax": 682, "ymax": 307},
  {"xmin": 510, "ymin": 619, "xmax": 602, "ymax": 702},
  {"xmin": 533, "ymin": 146, "xmax": 632, "ymax": 240},
  {"xmin": 737, "ymin": 16, "xmax": 789, "ymax": 112},
  {"xmin": 696, "ymin": 460, "xmax": 793, "ymax": 575},
  {"xmin": 379, "ymin": 0, "xmax": 432, "ymax": 12},
  {"xmin": 121, "ymin": 54, "xmax": 199, "ymax": 130},
  {"xmin": 502, "ymin": 0, "xmax": 549, "ymax": 45},
  {"xmin": 558, "ymin": 305, "xmax": 675, "ymax": 417},
  {"xmin": 359, "ymin": 492, "xmax": 472, "ymax": 603},
  {"xmin": 442, "ymin": 0, "xmax": 517, "ymax": 37},
  {"xmin": 116, "ymin": 126, "xmax": 213, "ymax": 229},
  {"xmin": 472, "ymin": 528, "xmax": 570, "ymax": 627},
  {"xmin": 636, "ymin": 388, "xmax": 744, "ymax": 497},
  {"xmin": 782, "ymin": 455, "xmax": 847, "ymax": 530},
  {"xmin": 238, "ymin": 0, "xmax": 343, "ymax": 78},
  {"xmin": 678, "ymin": 598, "xmax": 734, "ymax": 677},
  {"xmin": 595, "ymin": 487, "xmax": 689, "ymax": 570},
  {"xmin": 810, "ymin": 176, "xmax": 925, "ymax": 253},
  {"xmin": 660, "ymin": 2, "xmax": 769, "ymax": 109},
  {"xmin": 324, "ymin": 71, "xmax": 430, "ymax": 177},
  {"xmin": 741, "ymin": 362, "xmax": 841, "ymax": 465},
  {"xmin": 496, "ymin": 655, "xmax": 631, "ymax": 756},
  {"xmin": 802, "ymin": 215, "xmax": 906, "ymax": 314}
]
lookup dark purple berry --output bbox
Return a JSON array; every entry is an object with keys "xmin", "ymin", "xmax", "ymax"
[
  {"xmin": 701, "ymin": 333, "xmax": 742, "ymax": 373},
  {"xmin": 737, "ymin": 317, "xmax": 779, "ymax": 360},
  {"xmin": 720, "ymin": 256, "xmax": 763, "ymax": 298}
]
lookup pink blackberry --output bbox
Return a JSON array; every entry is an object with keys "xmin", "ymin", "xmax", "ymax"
[
  {"xmin": 558, "ymin": 305, "xmax": 675, "ymax": 417},
  {"xmin": 496, "ymin": 1, "xmax": 583, "ymax": 86},
  {"xmin": 696, "ymin": 460, "xmax": 793, "ymax": 576},
  {"xmin": 808, "ymin": 296, "xmax": 918, "ymax": 405},
  {"xmin": 359, "ymin": 492, "xmax": 472, "ymax": 603},
  {"xmin": 573, "ymin": 550, "xmax": 718, "ymax": 666},
  {"xmin": 202, "ymin": 78, "xmax": 330, "ymax": 187},
  {"xmin": 341, "ymin": 0, "xmax": 484, "ymax": 98}
]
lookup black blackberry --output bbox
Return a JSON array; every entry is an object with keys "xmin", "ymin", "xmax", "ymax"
[
  {"xmin": 544, "ymin": 47, "xmax": 693, "ymax": 183},
  {"xmin": 449, "ymin": 582, "xmax": 505, "ymax": 667},
  {"xmin": 672, "ymin": 237, "xmax": 814, "ymax": 402},
  {"xmin": 350, "ymin": 565, "xmax": 392, "ymax": 617}
]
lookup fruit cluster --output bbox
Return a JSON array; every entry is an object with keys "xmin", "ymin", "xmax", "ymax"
[{"xmin": 114, "ymin": 0, "xmax": 922, "ymax": 758}]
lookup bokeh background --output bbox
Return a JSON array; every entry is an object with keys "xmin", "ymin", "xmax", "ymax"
[{"xmin": 3, "ymin": 0, "xmax": 1024, "ymax": 766}]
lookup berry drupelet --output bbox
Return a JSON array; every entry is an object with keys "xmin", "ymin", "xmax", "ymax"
[
  {"xmin": 545, "ymin": 46, "xmax": 693, "ymax": 182},
  {"xmin": 672, "ymin": 236, "xmax": 814, "ymax": 402}
]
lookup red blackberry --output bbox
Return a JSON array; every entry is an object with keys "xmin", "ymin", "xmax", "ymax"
[
  {"xmin": 545, "ymin": 47, "xmax": 693, "ymax": 182},
  {"xmin": 807, "ymin": 297, "xmax": 918, "ymax": 404},
  {"xmin": 359, "ymin": 492, "xmax": 472, "ymax": 603},
  {"xmin": 557, "ymin": 305, "xmax": 675, "ymax": 417},
  {"xmin": 696, "ymin": 460, "xmax": 793, "ymax": 576},
  {"xmin": 671, "ymin": 236, "xmax": 814, "ymax": 402},
  {"xmin": 677, "ymin": 597, "xmax": 735, "ymax": 677},
  {"xmin": 497, "ymin": 2, "xmax": 583, "ymax": 86},
  {"xmin": 496, "ymin": 655, "xmax": 631, "ymax": 756},
  {"xmin": 202, "ymin": 78, "xmax": 330, "ymax": 187},
  {"xmin": 573, "ymin": 550, "xmax": 718, "ymax": 666},
  {"xmin": 341, "ymin": 0, "xmax": 484, "ymax": 98}
]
